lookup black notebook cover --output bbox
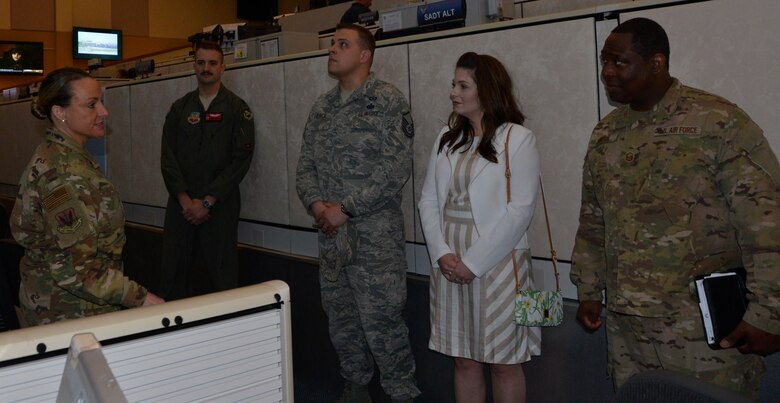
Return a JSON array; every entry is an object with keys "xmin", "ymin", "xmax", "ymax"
[{"xmin": 695, "ymin": 268, "xmax": 749, "ymax": 349}]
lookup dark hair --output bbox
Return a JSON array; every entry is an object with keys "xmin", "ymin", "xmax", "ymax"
[
  {"xmin": 31, "ymin": 67, "xmax": 91, "ymax": 121},
  {"xmin": 438, "ymin": 52, "xmax": 525, "ymax": 163},
  {"xmin": 195, "ymin": 41, "xmax": 225, "ymax": 63},
  {"xmin": 612, "ymin": 17, "xmax": 670, "ymax": 66},
  {"xmin": 336, "ymin": 23, "xmax": 376, "ymax": 55}
]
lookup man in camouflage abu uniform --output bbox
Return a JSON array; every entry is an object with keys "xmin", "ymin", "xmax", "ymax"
[
  {"xmin": 295, "ymin": 24, "xmax": 419, "ymax": 402},
  {"xmin": 571, "ymin": 18, "xmax": 780, "ymax": 398},
  {"xmin": 160, "ymin": 41, "xmax": 254, "ymax": 299}
]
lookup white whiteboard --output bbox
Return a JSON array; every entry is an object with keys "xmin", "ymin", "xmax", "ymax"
[{"xmin": 0, "ymin": 281, "xmax": 293, "ymax": 402}]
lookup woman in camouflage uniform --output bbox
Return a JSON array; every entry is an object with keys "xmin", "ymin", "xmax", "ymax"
[{"xmin": 10, "ymin": 67, "xmax": 163, "ymax": 326}]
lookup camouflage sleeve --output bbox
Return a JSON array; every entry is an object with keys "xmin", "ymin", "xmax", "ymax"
[
  {"xmin": 296, "ymin": 108, "xmax": 325, "ymax": 211},
  {"xmin": 17, "ymin": 172, "xmax": 147, "ymax": 308},
  {"xmin": 570, "ymin": 152, "xmax": 608, "ymax": 302},
  {"xmin": 160, "ymin": 100, "xmax": 189, "ymax": 197},
  {"xmin": 340, "ymin": 95, "xmax": 413, "ymax": 216},
  {"xmin": 49, "ymin": 234, "xmax": 148, "ymax": 308},
  {"xmin": 11, "ymin": 167, "xmax": 48, "ymax": 250},
  {"xmin": 203, "ymin": 98, "xmax": 255, "ymax": 201},
  {"xmin": 718, "ymin": 116, "xmax": 780, "ymax": 335}
]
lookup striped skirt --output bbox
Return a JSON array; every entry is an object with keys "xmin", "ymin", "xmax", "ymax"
[{"xmin": 428, "ymin": 200, "xmax": 541, "ymax": 364}]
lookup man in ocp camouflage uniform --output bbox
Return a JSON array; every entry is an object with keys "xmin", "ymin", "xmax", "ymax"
[
  {"xmin": 295, "ymin": 23, "xmax": 419, "ymax": 403},
  {"xmin": 571, "ymin": 18, "xmax": 780, "ymax": 399}
]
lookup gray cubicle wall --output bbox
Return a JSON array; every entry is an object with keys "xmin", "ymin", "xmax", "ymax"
[
  {"xmin": 2, "ymin": 0, "xmax": 780, "ymax": 289},
  {"xmin": 0, "ymin": 101, "xmax": 47, "ymax": 187}
]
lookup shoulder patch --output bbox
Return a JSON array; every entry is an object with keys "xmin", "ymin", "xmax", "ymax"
[
  {"xmin": 43, "ymin": 186, "xmax": 71, "ymax": 211},
  {"xmin": 402, "ymin": 111, "xmax": 414, "ymax": 138},
  {"xmin": 55, "ymin": 207, "xmax": 83, "ymax": 234}
]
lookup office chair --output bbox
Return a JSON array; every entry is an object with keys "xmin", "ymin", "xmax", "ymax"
[
  {"xmin": 0, "ymin": 204, "xmax": 10, "ymax": 239},
  {"xmin": 0, "ymin": 239, "xmax": 23, "ymax": 331},
  {"xmin": 0, "ymin": 245, "xmax": 20, "ymax": 331},
  {"xmin": 616, "ymin": 369, "xmax": 753, "ymax": 403}
]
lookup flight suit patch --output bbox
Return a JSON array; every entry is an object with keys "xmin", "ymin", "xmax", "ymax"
[
  {"xmin": 205, "ymin": 112, "xmax": 223, "ymax": 122},
  {"xmin": 55, "ymin": 208, "xmax": 83, "ymax": 234},
  {"xmin": 43, "ymin": 186, "xmax": 71, "ymax": 211},
  {"xmin": 188, "ymin": 112, "xmax": 201, "ymax": 124}
]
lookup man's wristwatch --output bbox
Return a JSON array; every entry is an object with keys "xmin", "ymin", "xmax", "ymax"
[
  {"xmin": 340, "ymin": 203, "xmax": 353, "ymax": 218},
  {"xmin": 202, "ymin": 199, "xmax": 213, "ymax": 210}
]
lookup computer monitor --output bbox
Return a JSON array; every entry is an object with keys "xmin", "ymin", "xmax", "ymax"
[
  {"xmin": 72, "ymin": 27, "xmax": 123, "ymax": 61},
  {"xmin": 0, "ymin": 41, "xmax": 44, "ymax": 75}
]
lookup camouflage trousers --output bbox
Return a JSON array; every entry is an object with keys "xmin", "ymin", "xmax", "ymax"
[
  {"xmin": 606, "ymin": 310, "xmax": 764, "ymax": 400},
  {"xmin": 319, "ymin": 227, "xmax": 420, "ymax": 400}
]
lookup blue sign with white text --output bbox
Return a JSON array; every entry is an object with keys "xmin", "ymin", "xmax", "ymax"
[{"xmin": 417, "ymin": 0, "xmax": 465, "ymax": 26}]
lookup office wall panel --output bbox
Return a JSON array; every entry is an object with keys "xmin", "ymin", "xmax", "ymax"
[
  {"xmin": 10, "ymin": 0, "xmax": 54, "ymax": 31},
  {"xmin": 409, "ymin": 18, "xmax": 599, "ymax": 260},
  {"xmin": 104, "ymin": 86, "xmax": 132, "ymax": 198},
  {"xmin": 622, "ymin": 0, "xmax": 780, "ymax": 155},
  {"xmin": 222, "ymin": 64, "xmax": 289, "ymax": 225},
  {"xmin": 127, "ymin": 76, "xmax": 195, "ymax": 206},
  {"xmin": 284, "ymin": 55, "xmax": 337, "ymax": 230},
  {"xmin": 0, "ymin": 101, "xmax": 47, "ymax": 186},
  {"xmin": 373, "ymin": 45, "xmax": 414, "ymax": 241}
]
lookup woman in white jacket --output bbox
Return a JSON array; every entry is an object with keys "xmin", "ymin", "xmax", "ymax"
[{"xmin": 418, "ymin": 52, "xmax": 540, "ymax": 403}]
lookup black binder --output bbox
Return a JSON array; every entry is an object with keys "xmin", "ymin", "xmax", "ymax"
[{"xmin": 695, "ymin": 268, "xmax": 749, "ymax": 349}]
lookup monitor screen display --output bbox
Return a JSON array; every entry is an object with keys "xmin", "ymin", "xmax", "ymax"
[
  {"xmin": 73, "ymin": 27, "xmax": 122, "ymax": 61},
  {"xmin": 0, "ymin": 41, "xmax": 44, "ymax": 75}
]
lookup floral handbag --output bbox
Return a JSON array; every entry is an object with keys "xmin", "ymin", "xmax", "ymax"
[{"xmin": 503, "ymin": 129, "xmax": 563, "ymax": 327}]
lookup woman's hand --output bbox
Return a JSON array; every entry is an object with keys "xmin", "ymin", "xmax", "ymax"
[
  {"xmin": 142, "ymin": 292, "xmax": 165, "ymax": 306},
  {"xmin": 452, "ymin": 261, "xmax": 476, "ymax": 284},
  {"xmin": 438, "ymin": 254, "xmax": 460, "ymax": 272},
  {"xmin": 438, "ymin": 254, "xmax": 462, "ymax": 283},
  {"xmin": 440, "ymin": 255, "xmax": 475, "ymax": 285}
]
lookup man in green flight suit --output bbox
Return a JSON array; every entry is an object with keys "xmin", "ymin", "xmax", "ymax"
[
  {"xmin": 160, "ymin": 41, "xmax": 255, "ymax": 300},
  {"xmin": 571, "ymin": 18, "xmax": 780, "ymax": 399}
]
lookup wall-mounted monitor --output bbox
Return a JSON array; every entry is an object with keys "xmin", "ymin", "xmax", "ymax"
[
  {"xmin": 0, "ymin": 41, "xmax": 44, "ymax": 75},
  {"xmin": 72, "ymin": 27, "xmax": 122, "ymax": 61}
]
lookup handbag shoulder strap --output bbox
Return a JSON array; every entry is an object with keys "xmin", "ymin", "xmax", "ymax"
[{"xmin": 505, "ymin": 125, "xmax": 561, "ymax": 293}]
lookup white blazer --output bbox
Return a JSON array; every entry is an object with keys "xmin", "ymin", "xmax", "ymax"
[{"xmin": 418, "ymin": 123, "xmax": 540, "ymax": 277}]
